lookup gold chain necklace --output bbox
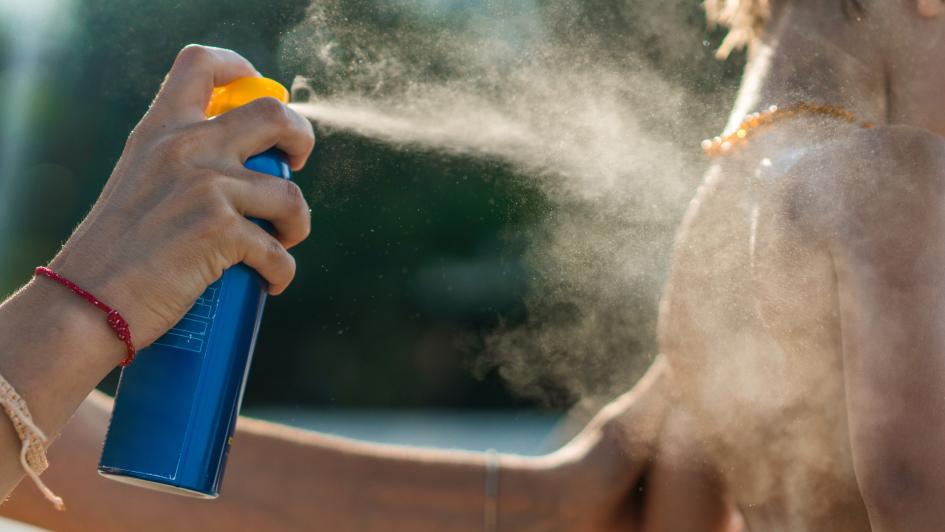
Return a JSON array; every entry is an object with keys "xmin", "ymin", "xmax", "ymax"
[{"xmin": 702, "ymin": 102, "xmax": 875, "ymax": 158}]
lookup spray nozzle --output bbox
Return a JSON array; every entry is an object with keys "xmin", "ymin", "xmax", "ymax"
[{"xmin": 205, "ymin": 77, "xmax": 289, "ymax": 118}]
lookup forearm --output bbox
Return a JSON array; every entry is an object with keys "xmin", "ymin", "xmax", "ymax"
[
  {"xmin": 229, "ymin": 417, "xmax": 565, "ymax": 531},
  {"xmin": 0, "ymin": 278, "xmax": 126, "ymax": 500},
  {"xmin": 2, "ymin": 393, "xmax": 568, "ymax": 531},
  {"xmin": 0, "ymin": 344, "xmax": 667, "ymax": 532}
]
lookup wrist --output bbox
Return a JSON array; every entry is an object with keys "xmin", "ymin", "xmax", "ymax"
[
  {"xmin": 50, "ymin": 243, "xmax": 169, "ymax": 347},
  {"xmin": 30, "ymin": 274, "xmax": 128, "ymax": 366},
  {"xmin": 34, "ymin": 266, "xmax": 136, "ymax": 366},
  {"xmin": 0, "ymin": 277, "xmax": 126, "ymax": 415}
]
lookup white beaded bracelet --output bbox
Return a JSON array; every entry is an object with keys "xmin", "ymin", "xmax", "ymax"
[{"xmin": 0, "ymin": 372, "xmax": 63, "ymax": 510}]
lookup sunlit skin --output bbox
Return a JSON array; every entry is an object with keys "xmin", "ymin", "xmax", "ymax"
[
  {"xmin": 3, "ymin": 0, "xmax": 945, "ymax": 530},
  {"xmin": 657, "ymin": 0, "xmax": 945, "ymax": 530},
  {"xmin": 0, "ymin": 45, "xmax": 675, "ymax": 531}
]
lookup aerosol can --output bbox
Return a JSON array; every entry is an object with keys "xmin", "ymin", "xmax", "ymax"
[{"xmin": 98, "ymin": 76, "xmax": 292, "ymax": 498}]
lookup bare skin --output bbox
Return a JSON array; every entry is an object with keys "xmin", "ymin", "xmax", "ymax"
[
  {"xmin": 0, "ymin": 45, "xmax": 689, "ymax": 531},
  {"xmin": 0, "ymin": 371, "xmax": 670, "ymax": 532},
  {"xmin": 658, "ymin": 0, "xmax": 945, "ymax": 530},
  {"xmin": 11, "ymin": 0, "xmax": 944, "ymax": 528},
  {"xmin": 0, "ymin": 44, "xmax": 315, "ymax": 510}
]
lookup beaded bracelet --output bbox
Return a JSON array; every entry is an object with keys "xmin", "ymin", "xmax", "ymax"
[
  {"xmin": 34, "ymin": 267, "xmax": 136, "ymax": 367},
  {"xmin": 0, "ymin": 372, "xmax": 63, "ymax": 509}
]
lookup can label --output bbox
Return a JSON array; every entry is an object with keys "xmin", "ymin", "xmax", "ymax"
[{"xmin": 152, "ymin": 279, "xmax": 223, "ymax": 355}]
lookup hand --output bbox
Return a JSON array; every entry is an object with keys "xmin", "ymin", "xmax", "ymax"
[
  {"xmin": 550, "ymin": 357, "xmax": 673, "ymax": 531},
  {"xmin": 542, "ymin": 357, "xmax": 673, "ymax": 532},
  {"xmin": 47, "ymin": 45, "xmax": 315, "ymax": 349}
]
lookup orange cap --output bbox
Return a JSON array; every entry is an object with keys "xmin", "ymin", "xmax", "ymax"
[{"xmin": 205, "ymin": 77, "xmax": 290, "ymax": 118}]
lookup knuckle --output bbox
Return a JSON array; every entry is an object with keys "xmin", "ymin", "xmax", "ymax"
[
  {"xmin": 303, "ymin": 121, "xmax": 317, "ymax": 150},
  {"xmin": 303, "ymin": 111, "xmax": 316, "ymax": 136},
  {"xmin": 156, "ymin": 133, "xmax": 193, "ymax": 160},
  {"xmin": 202, "ymin": 190, "xmax": 230, "ymax": 216},
  {"xmin": 266, "ymin": 236, "xmax": 286, "ymax": 261},
  {"xmin": 178, "ymin": 173, "xmax": 229, "ymax": 215},
  {"xmin": 122, "ymin": 127, "xmax": 149, "ymax": 156},
  {"xmin": 193, "ymin": 208, "xmax": 230, "ymax": 243},
  {"xmin": 253, "ymin": 97, "xmax": 290, "ymax": 126},
  {"xmin": 206, "ymin": 194, "xmax": 234, "ymax": 224},
  {"xmin": 158, "ymin": 125, "xmax": 209, "ymax": 160},
  {"xmin": 204, "ymin": 214, "xmax": 237, "ymax": 250},
  {"xmin": 284, "ymin": 180, "xmax": 306, "ymax": 211},
  {"xmin": 299, "ymin": 210, "xmax": 312, "ymax": 241},
  {"xmin": 174, "ymin": 44, "xmax": 213, "ymax": 69},
  {"xmin": 276, "ymin": 248, "xmax": 297, "ymax": 288},
  {"xmin": 187, "ymin": 169, "xmax": 223, "ymax": 193},
  {"xmin": 264, "ymin": 238, "xmax": 294, "ymax": 281},
  {"xmin": 288, "ymin": 107, "xmax": 316, "ymax": 145},
  {"xmin": 284, "ymin": 256, "xmax": 297, "ymax": 286},
  {"xmin": 284, "ymin": 181, "xmax": 311, "ymax": 240},
  {"xmin": 127, "ymin": 117, "xmax": 155, "ymax": 145},
  {"xmin": 193, "ymin": 167, "xmax": 221, "ymax": 182}
]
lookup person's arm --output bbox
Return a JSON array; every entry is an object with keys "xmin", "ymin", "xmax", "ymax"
[
  {"xmin": 0, "ymin": 268, "xmax": 130, "ymax": 503},
  {"xmin": 829, "ymin": 127, "xmax": 945, "ymax": 530},
  {"xmin": 0, "ymin": 44, "xmax": 314, "ymax": 504},
  {"xmin": 642, "ymin": 406, "xmax": 743, "ymax": 532},
  {"xmin": 1, "ymin": 360, "xmax": 671, "ymax": 532},
  {"xmin": 0, "ymin": 41, "xmax": 676, "ymax": 530}
]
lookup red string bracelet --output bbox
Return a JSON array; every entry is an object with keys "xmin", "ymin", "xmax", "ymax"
[{"xmin": 34, "ymin": 267, "xmax": 136, "ymax": 367}]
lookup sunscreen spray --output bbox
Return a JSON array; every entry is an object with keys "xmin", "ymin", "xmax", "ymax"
[{"xmin": 98, "ymin": 77, "xmax": 292, "ymax": 498}]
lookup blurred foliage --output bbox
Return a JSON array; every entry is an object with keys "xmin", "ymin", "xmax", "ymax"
[{"xmin": 0, "ymin": 0, "xmax": 744, "ymax": 409}]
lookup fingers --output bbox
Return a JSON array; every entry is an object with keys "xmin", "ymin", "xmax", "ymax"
[
  {"xmin": 205, "ymin": 97, "xmax": 316, "ymax": 170},
  {"xmin": 220, "ymin": 168, "xmax": 311, "ymax": 249},
  {"xmin": 145, "ymin": 45, "xmax": 315, "ymax": 171},
  {"xmin": 229, "ymin": 217, "xmax": 297, "ymax": 296},
  {"xmin": 154, "ymin": 45, "xmax": 259, "ymax": 123}
]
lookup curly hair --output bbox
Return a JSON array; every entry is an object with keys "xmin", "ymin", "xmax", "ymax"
[{"xmin": 705, "ymin": 0, "xmax": 865, "ymax": 58}]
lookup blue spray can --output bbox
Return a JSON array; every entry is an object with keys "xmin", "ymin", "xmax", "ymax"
[{"xmin": 99, "ymin": 77, "xmax": 292, "ymax": 498}]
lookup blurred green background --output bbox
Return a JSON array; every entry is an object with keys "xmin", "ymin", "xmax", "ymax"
[{"xmin": 0, "ymin": 0, "xmax": 743, "ymax": 415}]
